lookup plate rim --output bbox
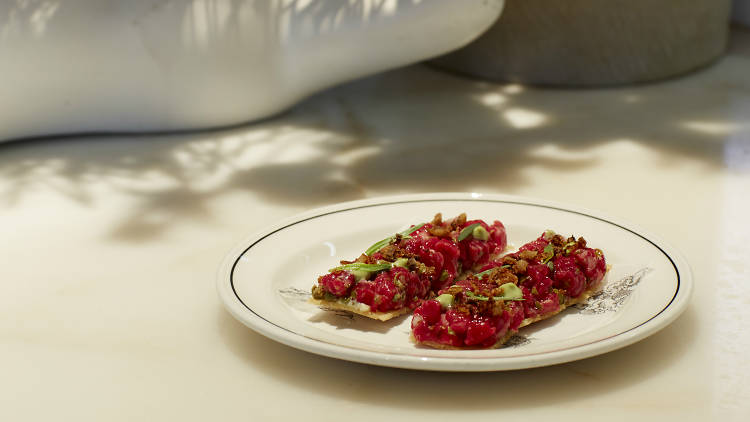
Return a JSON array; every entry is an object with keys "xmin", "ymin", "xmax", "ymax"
[{"xmin": 217, "ymin": 192, "xmax": 693, "ymax": 371}]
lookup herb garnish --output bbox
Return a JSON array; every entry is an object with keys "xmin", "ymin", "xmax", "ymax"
[
  {"xmin": 329, "ymin": 262, "xmax": 392, "ymax": 273},
  {"xmin": 457, "ymin": 223, "xmax": 481, "ymax": 242},
  {"xmin": 364, "ymin": 223, "xmax": 425, "ymax": 255}
]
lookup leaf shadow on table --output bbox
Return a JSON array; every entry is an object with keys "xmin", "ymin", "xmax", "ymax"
[
  {"xmin": 1, "ymin": 45, "xmax": 748, "ymax": 242},
  {"xmin": 217, "ymin": 304, "xmax": 699, "ymax": 411}
]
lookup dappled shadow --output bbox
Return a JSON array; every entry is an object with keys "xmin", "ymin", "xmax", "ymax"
[
  {"xmin": 0, "ymin": 9, "xmax": 740, "ymax": 411},
  {"xmin": 1, "ymin": 29, "xmax": 749, "ymax": 242}
]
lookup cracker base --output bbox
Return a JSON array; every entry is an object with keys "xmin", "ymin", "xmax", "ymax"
[{"xmin": 309, "ymin": 298, "xmax": 411, "ymax": 321}]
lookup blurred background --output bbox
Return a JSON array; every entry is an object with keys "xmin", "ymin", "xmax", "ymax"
[{"xmin": 1, "ymin": 2, "xmax": 749, "ymax": 421}]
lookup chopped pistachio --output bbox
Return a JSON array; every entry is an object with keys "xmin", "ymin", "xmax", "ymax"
[
  {"xmin": 457, "ymin": 223, "xmax": 482, "ymax": 241},
  {"xmin": 472, "ymin": 225, "xmax": 490, "ymax": 241},
  {"xmin": 350, "ymin": 269, "xmax": 371, "ymax": 281},
  {"xmin": 393, "ymin": 257, "xmax": 409, "ymax": 268},
  {"xmin": 436, "ymin": 293, "xmax": 454, "ymax": 310},
  {"xmin": 563, "ymin": 240, "xmax": 578, "ymax": 255},
  {"xmin": 497, "ymin": 282, "xmax": 523, "ymax": 301}
]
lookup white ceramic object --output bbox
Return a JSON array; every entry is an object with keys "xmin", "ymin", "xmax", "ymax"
[
  {"xmin": 217, "ymin": 193, "xmax": 693, "ymax": 371},
  {"xmin": 432, "ymin": 0, "xmax": 731, "ymax": 86},
  {"xmin": 0, "ymin": 0, "xmax": 504, "ymax": 142}
]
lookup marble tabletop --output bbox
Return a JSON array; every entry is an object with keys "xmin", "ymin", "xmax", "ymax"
[{"xmin": 2, "ymin": 26, "xmax": 749, "ymax": 422}]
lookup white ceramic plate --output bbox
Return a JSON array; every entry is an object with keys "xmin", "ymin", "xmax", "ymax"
[{"xmin": 217, "ymin": 193, "xmax": 692, "ymax": 371}]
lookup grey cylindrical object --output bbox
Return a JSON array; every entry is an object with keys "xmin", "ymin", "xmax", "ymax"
[{"xmin": 431, "ymin": 0, "xmax": 732, "ymax": 86}]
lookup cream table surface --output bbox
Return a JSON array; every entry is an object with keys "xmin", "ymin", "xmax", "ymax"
[{"xmin": 3, "ymin": 27, "xmax": 750, "ymax": 422}]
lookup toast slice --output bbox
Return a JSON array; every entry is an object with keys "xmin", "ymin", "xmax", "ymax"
[
  {"xmin": 410, "ymin": 230, "xmax": 608, "ymax": 349},
  {"xmin": 310, "ymin": 213, "xmax": 509, "ymax": 321}
]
